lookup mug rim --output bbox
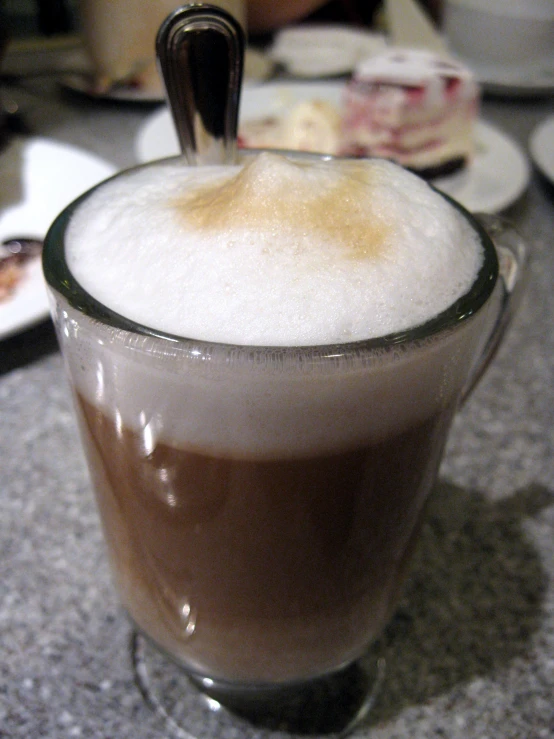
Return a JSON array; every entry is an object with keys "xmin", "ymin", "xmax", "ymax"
[{"xmin": 43, "ymin": 152, "xmax": 499, "ymax": 356}]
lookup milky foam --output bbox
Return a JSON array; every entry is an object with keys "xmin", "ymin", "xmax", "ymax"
[{"xmin": 66, "ymin": 152, "xmax": 483, "ymax": 346}]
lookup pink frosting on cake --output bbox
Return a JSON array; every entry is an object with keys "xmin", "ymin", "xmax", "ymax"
[{"xmin": 341, "ymin": 48, "xmax": 480, "ymax": 176}]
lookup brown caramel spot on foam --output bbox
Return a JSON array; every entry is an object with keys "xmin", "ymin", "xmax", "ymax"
[{"xmin": 170, "ymin": 153, "xmax": 388, "ymax": 260}]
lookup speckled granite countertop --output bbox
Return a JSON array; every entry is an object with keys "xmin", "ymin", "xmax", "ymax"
[{"xmin": 1, "ymin": 76, "xmax": 554, "ymax": 739}]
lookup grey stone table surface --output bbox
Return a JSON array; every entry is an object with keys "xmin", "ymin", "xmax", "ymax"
[{"xmin": 1, "ymin": 76, "xmax": 554, "ymax": 739}]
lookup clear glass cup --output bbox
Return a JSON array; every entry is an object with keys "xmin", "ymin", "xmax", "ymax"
[{"xmin": 43, "ymin": 153, "xmax": 527, "ymax": 737}]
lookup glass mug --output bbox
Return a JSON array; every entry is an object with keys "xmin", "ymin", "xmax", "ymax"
[{"xmin": 43, "ymin": 152, "xmax": 526, "ymax": 736}]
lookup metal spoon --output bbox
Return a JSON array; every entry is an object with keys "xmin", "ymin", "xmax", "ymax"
[{"xmin": 156, "ymin": 3, "xmax": 245, "ymax": 166}]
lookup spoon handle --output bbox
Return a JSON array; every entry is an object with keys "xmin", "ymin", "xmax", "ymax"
[{"xmin": 156, "ymin": 3, "xmax": 244, "ymax": 166}]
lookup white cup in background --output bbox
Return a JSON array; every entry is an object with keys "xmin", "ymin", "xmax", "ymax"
[{"xmin": 443, "ymin": 0, "xmax": 554, "ymax": 68}]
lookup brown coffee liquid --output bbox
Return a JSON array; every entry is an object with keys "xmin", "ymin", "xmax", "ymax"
[{"xmin": 76, "ymin": 393, "xmax": 453, "ymax": 683}]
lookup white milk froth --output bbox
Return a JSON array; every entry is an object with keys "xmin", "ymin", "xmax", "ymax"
[{"xmin": 66, "ymin": 152, "xmax": 483, "ymax": 346}]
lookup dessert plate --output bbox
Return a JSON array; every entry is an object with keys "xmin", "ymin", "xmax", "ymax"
[
  {"xmin": 529, "ymin": 115, "xmax": 554, "ymax": 185},
  {"xmin": 433, "ymin": 122, "xmax": 530, "ymax": 214},
  {"xmin": 269, "ymin": 25, "xmax": 387, "ymax": 77},
  {"xmin": 136, "ymin": 81, "xmax": 344, "ymax": 160},
  {"xmin": 0, "ymin": 137, "xmax": 116, "ymax": 340},
  {"xmin": 134, "ymin": 81, "xmax": 530, "ymax": 214}
]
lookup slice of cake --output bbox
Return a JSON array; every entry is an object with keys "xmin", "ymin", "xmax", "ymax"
[
  {"xmin": 341, "ymin": 48, "xmax": 480, "ymax": 178},
  {"xmin": 239, "ymin": 99, "xmax": 342, "ymax": 155}
]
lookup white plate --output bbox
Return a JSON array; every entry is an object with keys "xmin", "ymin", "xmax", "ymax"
[
  {"xmin": 60, "ymin": 48, "xmax": 275, "ymax": 102},
  {"xmin": 269, "ymin": 25, "xmax": 387, "ymax": 77},
  {"xmin": 433, "ymin": 121, "xmax": 530, "ymax": 213},
  {"xmin": 60, "ymin": 73, "xmax": 165, "ymax": 103},
  {"xmin": 529, "ymin": 115, "xmax": 554, "ymax": 184},
  {"xmin": 0, "ymin": 137, "xmax": 116, "ymax": 340},
  {"xmin": 135, "ymin": 82, "xmax": 344, "ymax": 160},
  {"xmin": 134, "ymin": 81, "xmax": 530, "ymax": 214}
]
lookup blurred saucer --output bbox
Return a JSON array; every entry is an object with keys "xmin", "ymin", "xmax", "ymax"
[
  {"xmin": 529, "ymin": 116, "xmax": 554, "ymax": 184},
  {"xmin": 0, "ymin": 136, "xmax": 116, "ymax": 339},
  {"xmin": 433, "ymin": 122, "xmax": 530, "ymax": 213},
  {"xmin": 269, "ymin": 25, "xmax": 387, "ymax": 77},
  {"xmin": 60, "ymin": 48, "xmax": 275, "ymax": 102},
  {"xmin": 60, "ymin": 73, "xmax": 165, "ymax": 103}
]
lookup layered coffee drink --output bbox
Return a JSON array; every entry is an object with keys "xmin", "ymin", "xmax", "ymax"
[{"xmin": 52, "ymin": 153, "xmax": 494, "ymax": 683}]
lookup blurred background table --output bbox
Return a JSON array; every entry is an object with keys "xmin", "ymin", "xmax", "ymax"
[{"xmin": 2, "ymin": 46, "xmax": 554, "ymax": 739}]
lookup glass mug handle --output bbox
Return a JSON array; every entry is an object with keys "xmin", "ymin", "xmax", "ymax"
[{"xmin": 461, "ymin": 213, "xmax": 528, "ymax": 402}]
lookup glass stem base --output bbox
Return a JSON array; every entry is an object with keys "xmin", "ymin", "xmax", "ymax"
[{"xmin": 131, "ymin": 631, "xmax": 386, "ymax": 738}]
